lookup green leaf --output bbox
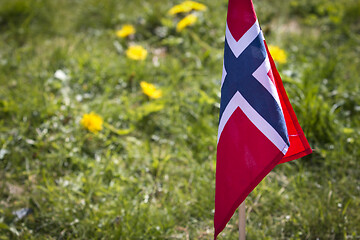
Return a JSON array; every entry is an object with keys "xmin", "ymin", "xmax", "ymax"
[{"xmin": 0, "ymin": 223, "xmax": 9, "ymax": 230}]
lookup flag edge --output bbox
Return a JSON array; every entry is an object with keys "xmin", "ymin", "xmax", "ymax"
[
  {"xmin": 214, "ymin": 148, "xmax": 286, "ymax": 239},
  {"xmin": 265, "ymin": 41, "xmax": 312, "ymax": 159}
]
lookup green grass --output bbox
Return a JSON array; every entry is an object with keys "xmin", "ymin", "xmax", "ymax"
[{"xmin": 0, "ymin": 0, "xmax": 359, "ymax": 239}]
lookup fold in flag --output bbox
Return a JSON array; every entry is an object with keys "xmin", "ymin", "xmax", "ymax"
[{"xmin": 214, "ymin": 0, "xmax": 312, "ymax": 238}]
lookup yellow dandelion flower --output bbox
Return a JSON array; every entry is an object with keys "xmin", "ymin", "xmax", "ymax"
[
  {"xmin": 268, "ymin": 45, "xmax": 287, "ymax": 64},
  {"xmin": 80, "ymin": 112, "xmax": 103, "ymax": 133},
  {"xmin": 168, "ymin": 4, "xmax": 192, "ymax": 15},
  {"xmin": 168, "ymin": 1, "xmax": 207, "ymax": 15},
  {"xmin": 126, "ymin": 45, "xmax": 148, "ymax": 61},
  {"xmin": 116, "ymin": 24, "xmax": 136, "ymax": 38},
  {"xmin": 176, "ymin": 14, "xmax": 197, "ymax": 32},
  {"xmin": 116, "ymin": 25, "xmax": 135, "ymax": 38},
  {"xmin": 185, "ymin": 1, "xmax": 207, "ymax": 11},
  {"xmin": 140, "ymin": 81, "xmax": 162, "ymax": 99}
]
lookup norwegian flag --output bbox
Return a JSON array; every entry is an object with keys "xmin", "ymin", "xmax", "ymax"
[{"xmin": 214, "ymin": 0, "xmax": 312, "ymax": 238}]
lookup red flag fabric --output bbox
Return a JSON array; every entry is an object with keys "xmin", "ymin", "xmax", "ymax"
[{"xmin": 214, "ymin": 0, "xmax": 312, "ymax": 238}]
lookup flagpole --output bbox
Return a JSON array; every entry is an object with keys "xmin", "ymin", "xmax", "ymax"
[{"xmin": 239, "ymin": 201, "xmax": 246, "ymax": 240}]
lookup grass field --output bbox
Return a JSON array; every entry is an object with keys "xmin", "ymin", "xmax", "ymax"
[{"xmin": 0, "ymin": 0, "xmax": 359, "ymax": 239}]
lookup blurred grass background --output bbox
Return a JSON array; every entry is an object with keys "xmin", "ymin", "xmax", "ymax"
[{"xmin": 0, "ymin": 0, "xmax": 359, "ymax": 239}]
